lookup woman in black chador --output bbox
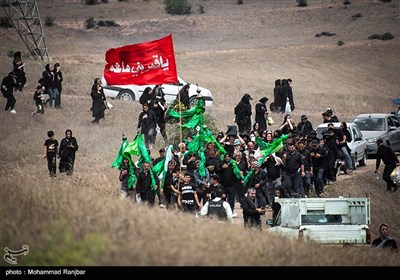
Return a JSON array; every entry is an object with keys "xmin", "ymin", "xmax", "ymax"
[
  {"xmin": 91, "ymin": 78, "xmax": 106, "ymax": 124},
  {"xmin": 59, "ymin": 129, "xmax": 79, "ymax": 175}
]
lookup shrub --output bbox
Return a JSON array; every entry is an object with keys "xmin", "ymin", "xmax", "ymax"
[
  {"xmin": 343, "ymin": 0, "xmax": 351, "ymax": 5},
  {"xmin": 381, "ymin": 32, "xmax": 394, "ymax": 40},
  {"xmin": 380, "ymin": 0, "xmax": 392, "ymax": 2},
  {"xmin": 368, "ymin": 34, "xmax": 381, "ymax": 40},
  {"xmin": 85, "ymin": 0, "xmax": 97, "ymax": 5},
  {"xmin": 237, "ymin": 0, "xmax": 243, "ymax": 4},
  {"xmin": 337, "ymin": 40, "xmax": 344, "ymax": 46},
  {"xmin": 351, "ymin": 13, "xmax": 362, "ymax": 19},
  {"xmin": 85, "ymin": 17, "xmax": 95, "ymax": 29},
  {"xmin": 45, "ymin": 16, "xmax": 54, "ymax": 27},
  {"xmin": 297, "ymin": 0, "xmax": 308, "ymax": 7},
  {"xmin": 97, "ymin": 20, "xmax": 120, "ymax": 27},
  {"xmin": 164, "ymin": 0, "xmax": 191, "ymax": 15},
  {"xmin": 0, "ymin": 16, "xmax": 12, "ymax": 28},
  {"xmin": 198, "ymin": 5, "xmax": 204, "ymax": 14}
]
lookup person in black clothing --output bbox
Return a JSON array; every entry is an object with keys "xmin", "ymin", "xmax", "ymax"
[
  {"xmin": 371, "ymin": 223, "xmax": 398, "ymax": 252},
  {"xmin": 13, "ymin": 51, "xmax": 26, "ymax": 91},
  {"xmin": 178, "ymin": 173, "xmax": 201, "ymax": 214},
  {"xmin": 136, "ymin": 162, "xmax": 159, "ymax": 206},
  {"xmin": 139, "ymin": 87, "xmax": 156, "ymax": 109},
  {"xmin": 297, "ymin": 115, "xmax": 313, "ymax": 138},
  {"xmin": 43, "ymin": 130, "xmax": 59, "ymax": 178},
  {"xmin": 255, "ymin": 97, "xmax": 269, "ymax": 133},
  {"xmin": 59, "ymin": 129, "xmax": 79, "ymax": 175},
  {"xmin": 207, "ymin": 174, "xmax": 226, "ymax": 200},
  {"xmin": 200, "ymin": 187, "xmax": 232, "ymax": 222},
  {"xmin": 281, "ymin": 79, "xmax": 295, "ymax": 114},
  {"xmin": 152, "ymin": 100, "xmax": 167, "ymax": 142},
  {"xmin": 90, "ymin": 78, "xmax": 107, "ymax": 124},
  {"xmin": 246, "ymin": 161, "xmax": 268, "ymax": 207},
  {"xmin": 162, "ymin": 159, "xmax": 179, "ymax": 209},
  {"xmin": 323, "ymin": 127, "xmax": 340, "ymax": 184},
  {"xmin": 153, "ymin": 84, "xmax": 166, "ymax": 105},
  {"xmin": 220, "ymin": 151, "xmax": 248, "ymax": 215},
  {"xmin": 272, "ymin": 186, "xmax": 284, "ymax": 224},
  {"xmin": 177, "ymin": 84, "xmax": 190, "ymax": 108},
  {"xmin": 119, "ymin": 158, "xmax": 136, "ymax": 202},
  {"xmin": 310, "ymin": 139, "xmax": 328, "ymax": 197},
  {"xmin": 1, "ymin": 72, "xmax": 17, "ymax": 113},
  {"xmin": 234, "ymin": 93, "xmax": 252, "ymax": 135},
  {"xmin": 53, "ymin": 63, "xmax": 63, "ymax": 109},
  {"xmin": 282, "ymin": 142, "xmax": 305, "ymax": 197},
  {"xmin": 42, "ymin": 63, "xmax": 58, "ymax": 108},
  {"xmin": 297, "ymin": 140, "xmax": 313, "ymax": 197},
  {"xmin": 326, "ymin": 108, "xmax": 339, "ymax": 123},
  {"xmin": 205, "ymin": 146, "xmax": 222, "ymax": 176},
  {"xmin": 262, "ymin": 152, "xmax": 285, "ymax": 207},
  {"xmin": 32, "ymin": 85, "xmax": 45, "ymax": 115},
  {"xmin": 273, "ymin": 79, "xmax": 283, "ymax": 113},
  {"xmin": 374, "ymin": 139, "xmax": 400, "ymax": 192},
  {"xmin": 241, "ymin": 187, "xmax": 267, "ymax": 230},
  {"xmin": 137, "ymin": 103, "xmax": 158, "ymax": 149}
]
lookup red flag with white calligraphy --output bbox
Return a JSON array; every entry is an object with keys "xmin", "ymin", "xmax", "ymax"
[{"xmin": 103, "ymin": 34, "xmax": 178, "ymax": 85}]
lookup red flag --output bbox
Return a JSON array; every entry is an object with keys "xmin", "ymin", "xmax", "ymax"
[{"xmin": 104, "ymin": 34, "xmax": 178, "ymax": 85}]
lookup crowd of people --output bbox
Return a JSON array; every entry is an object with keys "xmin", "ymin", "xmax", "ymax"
[
  {"xmin": 2, "ymin": 58, "xmax": 397, "ymax": 242},
  {"xmin": 1, "ymin": 53, "xmax": 65, "ymax": 115}
]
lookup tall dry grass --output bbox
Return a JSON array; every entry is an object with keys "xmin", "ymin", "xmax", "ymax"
[{"xmin": 2, "ymin": 177, "xmax": 399, "ymax": 266}]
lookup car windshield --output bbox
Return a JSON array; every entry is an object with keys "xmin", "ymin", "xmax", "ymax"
[{"xmin": 353, "ymin": 118, "xmax": 385, "ymax": 131}]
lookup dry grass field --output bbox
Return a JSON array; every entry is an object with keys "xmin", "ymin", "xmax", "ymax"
[{"xmin": 1, "ymin": 0, "xmax": 399, "ymax": 266}]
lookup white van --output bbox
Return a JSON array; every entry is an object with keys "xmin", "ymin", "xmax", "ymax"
[{"xmin": 266, "ymin": 197, "xmax": 371, "ymax": 246}]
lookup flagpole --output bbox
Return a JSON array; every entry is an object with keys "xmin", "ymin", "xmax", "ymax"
[{"xmin": 178, "ymin": 88, "xmax": 183, "ymax": 191}]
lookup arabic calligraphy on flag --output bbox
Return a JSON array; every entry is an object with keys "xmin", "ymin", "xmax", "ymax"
[{"xmin": 104, "ymin": 34, "xmax": 178, "ymax": 85}]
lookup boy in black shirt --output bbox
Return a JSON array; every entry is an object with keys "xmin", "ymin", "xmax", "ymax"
[
  {"xmin": 32, "ymin": 85, "xmax": 45, "ymax": 115},
  {"xmin": 43, "ymin": 130, "xmax": 59, "ymax": 177}
]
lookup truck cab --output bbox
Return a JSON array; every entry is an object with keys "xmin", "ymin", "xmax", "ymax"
[{"xmin": 266, "ymin": 197, "xmax": 371, "ymax": 246}]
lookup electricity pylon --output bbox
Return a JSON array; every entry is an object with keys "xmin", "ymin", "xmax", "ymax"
[{"xmin": 1, "ymin": 0, "xmax": 49, "ymax": 61}]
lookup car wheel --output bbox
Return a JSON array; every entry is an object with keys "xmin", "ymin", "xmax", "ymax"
[
  {"xmin": 359, "ymin": 151, "xmax": 367, "ymax": 167},
  {"xmin": 189, "ymin": 95, "xmax": 197, "ymax": 106},
  {"xmin": 351, "ymin": 155, "xmax": 357, "ymax": 170},
  {"xmin": 117, "ymin": 89, "xmax": 135, "ymax": 101}
]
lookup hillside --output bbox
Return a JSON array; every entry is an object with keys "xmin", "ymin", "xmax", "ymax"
[{"xmin": 1, "ymin": 0, "xmax": 399, "ymax": 266}]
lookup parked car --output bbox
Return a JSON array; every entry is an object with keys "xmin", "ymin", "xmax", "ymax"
[
  {"xmin": 266, "ymin": 197, "xmax": 371, "ymax": 246},
  {"xmin": 315, "ymin": 122, "xmax": 367, "ymax": 170},
  {"xmin": 101, "ymin": 76, "xmax": 214, "ymax": 106},
  {"xmin": 351, "ymin": 113, "xmax": 400, "ymax": 156}
]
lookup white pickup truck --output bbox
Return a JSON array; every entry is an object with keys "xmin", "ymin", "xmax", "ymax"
[{"xmin": 266, "ymin": 197, "xmax": 371, "ymax": 246}]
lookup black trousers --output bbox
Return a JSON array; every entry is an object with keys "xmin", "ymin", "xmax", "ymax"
[
  {"xmin": 383, "ymin": 164, "xmax": 396, "ymax": 190},
  {"xmin": 5, "ymin": 94, "xmax": 16, "ymax": 110}
]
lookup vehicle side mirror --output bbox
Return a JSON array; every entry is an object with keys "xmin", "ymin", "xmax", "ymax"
[
  {"xmin": 389, "ymin": 126, "xmax": 396, "ymax": 131},
  {"xmin": 266, "ymin": 219, "xmax": 274, "ymax": 227},
  {"xmin": 355, "ymin": 137, "xmax": 362, "ymax": 141}
]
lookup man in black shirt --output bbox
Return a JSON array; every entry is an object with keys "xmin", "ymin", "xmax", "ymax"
[
  {"xmin": 43, "ymin": 130, "xmax": 59, "ymax": 177},
  {"xmin": 283, "ymin": 143, "xmax": 305, "ymax": 197},
  {"xmin": 374, "ymin": 139, "xmax": 399, "ymax": 192}
]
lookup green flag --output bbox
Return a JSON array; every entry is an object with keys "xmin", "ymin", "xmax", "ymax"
[{"xmin": 243, "ymin": 134, "xmax": 289, "ymax": 185}]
